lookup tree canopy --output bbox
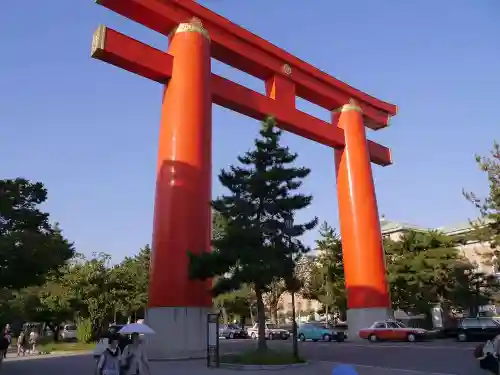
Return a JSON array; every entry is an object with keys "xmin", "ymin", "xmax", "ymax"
[
  {"xmin": 0, "ymin": 178, "xmax": 75, "ymax": 289},
  {"xmin": 464, "ymin": 141, "xmax": 500, "ymax": 269},
  {"xmin": 301, "ymin": 222, "xmax": 346, "ymax": 320}
]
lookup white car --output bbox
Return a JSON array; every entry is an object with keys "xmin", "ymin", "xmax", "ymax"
[{"xmin": 60, "ymin": 324, "xmax": 77, "ymax": 340}]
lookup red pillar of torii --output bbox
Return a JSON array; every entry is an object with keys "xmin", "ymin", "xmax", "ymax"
[{"xmin": 92, "ymin": 0, "xmax": 397, "ymax": 357}]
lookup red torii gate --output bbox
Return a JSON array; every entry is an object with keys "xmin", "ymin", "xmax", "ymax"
[{"xmin": 92, "ymin": 0, "xmax": 397, "ymax": 357}]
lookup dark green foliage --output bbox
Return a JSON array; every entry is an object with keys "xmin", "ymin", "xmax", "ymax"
[
  {"xmin": 0, "ymin": 178, "xmax": 75, "ymax": 289},
  {"xmin": 464, "ymin": 141, "xmax": 500, "ymax": 269},
  {"xmin": 189, "ymin": 117, "xmax": 317, "ymax": 350},
  {"xmin": 302, "ymin": 222, "xmax": 346, "ymax": 320},
  {"xmin": 384, "ymin": 230, "xmax": 497, "ymax": 314}
]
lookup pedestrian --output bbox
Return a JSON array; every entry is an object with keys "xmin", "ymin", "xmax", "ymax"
[
  {"xmin": 17, "ymin": 331, "xmax": 26, "ymax": 356},
  {"xmin": 29, "ymin": 329, "xmax": 39, "ymax": 355},
  {"xmin": 3, "ymin": 328, "xmax": 11, "ymax": 359},
  {"xmin": 0, "ymin": 334, "xmax": 9, "ymax": 368},
  {"xmin": 96, "ymin": 334, "xmax": 121, "ymax": 375},
  {"xmin": 475, "ymin": 339, "xmax": 500, "ymax": 374},
  {"xmin": 121, "ymin": 333, "xmax": 151, "ymax": 375}
]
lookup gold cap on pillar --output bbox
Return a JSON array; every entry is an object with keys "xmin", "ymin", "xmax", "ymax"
[
  {"xmin": 171, "ymin": 17, "xmax": 210, "ymax": 41},
  {"xmin": 333, "ymin": 98, "xmax": 363, "ymax": 114}
]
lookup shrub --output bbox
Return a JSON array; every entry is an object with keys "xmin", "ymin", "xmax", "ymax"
[{"xmin": 75, "ymin": 317, "xmax": 93, "ymax": 343}]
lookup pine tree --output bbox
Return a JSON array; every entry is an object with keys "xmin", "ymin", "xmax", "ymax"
[
  {"xmin": 303, "ymin": 222, "xmax": 346, "ymax": 320},
  {"xmin": 464, "ymin": 141, "xmax": 500, "ymax": 269},
  {"xmin": 189, "ymin": 117, "xmax": 317, "ymax": 351},
  {"xmin": 384, "ymin": 230, "xmax": 492, "ymax": 314}
]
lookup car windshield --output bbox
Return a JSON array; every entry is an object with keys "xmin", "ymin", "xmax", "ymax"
[
  {"xmin": 266, "ymin": 324, "xmax": 276, "ymax": 329},
  {"xmin": 395, "ymin": 321, "xmax": 407, "ymax": 328},
  {"xmin": 66, "ymin": 325, "xmax": 76, "ymax": 331},
  {"xmin": 227, "ymin": 324, "xmax": 239, "ymax": 329},
  {"xmin": 312, "ymin": 323, "xmax": 328, "ymax": 329}
]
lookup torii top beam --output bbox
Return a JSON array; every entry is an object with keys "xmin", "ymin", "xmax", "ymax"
[{"xmin": 92, "ymin": 0, "xmax": 397, "ymax": 166}]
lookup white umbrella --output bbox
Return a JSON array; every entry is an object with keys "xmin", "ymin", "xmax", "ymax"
[{"xmin": 118, "ymin": 323, "xmax": 155, "ymax": 335}]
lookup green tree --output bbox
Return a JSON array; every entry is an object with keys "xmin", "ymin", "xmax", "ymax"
[
  {"xmin": 264, "ymin": 279, "xmax": 287, "ymax": 324},
  {"xmin": 49, "ymin": 253, "xmax": 119, "ymax": 337},
  {"xmin": 384, "ymin": 230, "xmax": 484, "ymax": 314},
  {"xmin": 0, "ymin": 178, "xmax": 75, "ymax": 289},
  {"xmin": 450, "ymin": 263, "xmax": 498, "ymax": 315},
  {"xmin": 302, "ymin": 222, "xmax": 346, "ymax": 320},
  {"xmin": 189, "ymin": 117, "xmax": 317, "ymax": 351},
  {"xmin": 463, "ymin": 141, "xmax": 500, "ymax": 269},
  {"xmin": 111, "ymin": 245, "xmax": 150, "ymax": 321}
]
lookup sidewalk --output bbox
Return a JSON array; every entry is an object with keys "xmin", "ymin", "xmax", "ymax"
[{"xmin": 4, "ymin": 350, "xmax": 92, "ymax": 362}]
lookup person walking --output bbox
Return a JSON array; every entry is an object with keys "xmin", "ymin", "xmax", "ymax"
[
  {"xmin": 17, "ymin": 331, "xmax": 26, "ymax": 356},
  {"xmin": 96, "ymin": 334, "xmax": 121, "ymax": 375},
  {"xmin": 0, "ymin": 334, "xmax": 9, "ymax": 368},
  {"xmin": 3, "ymin": 328, "xmax": 11, "ymax": 359},
  {"xmin": 121, "ymin": 333, "xmax": 151, "ymax": 375},
  {"xmin": 29, "ymin": 329, "xmax": 39, "ymax": 355}
]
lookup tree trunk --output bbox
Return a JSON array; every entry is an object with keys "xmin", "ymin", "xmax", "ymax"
[
  {"xmin": 269, "ymin": 304, "xmax": 278, "ymax": 325},
  {"xmin": 249, "ymin": 304, "xmax": 255, "ymax": 324},
  {"xmin": 255, "ymin": 287, "xmax": 268, "ymax": 352},
  {"xmin": 221, "ymin": 307, "xmax": 229, "ymax": 325}
]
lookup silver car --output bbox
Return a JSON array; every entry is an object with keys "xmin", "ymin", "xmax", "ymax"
[{"xmin": 219, "ymin": 324, "xmax": 247, "ymax": 339}]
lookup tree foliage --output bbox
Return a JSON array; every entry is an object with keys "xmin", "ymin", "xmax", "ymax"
[
  {"xmin": 189, "ymin": 117, "xmax": 317, "ymax": 350},
  {"xmin": 0, "ymin": 178, "xmax": 75, "ymax": 289},
  {"xmin": 302, "ymin": 222, "xmax": 346, "ymax": 320},
  {"xmin": 464, "ymin": 141, "xmax": 500, "ymax": 269},
  {"xmin": 385, "ymin": 230, "xmax": 496, "ymax": 314}
]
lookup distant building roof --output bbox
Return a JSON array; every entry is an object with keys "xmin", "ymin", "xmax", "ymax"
[{"xmin": 379, "ymin": 217, "xmax": 430, "ymax": 234}]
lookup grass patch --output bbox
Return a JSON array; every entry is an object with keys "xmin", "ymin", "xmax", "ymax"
[
  {"xmin": 37, "ymin": 341, "xmax": 95, "ymax": 353},
  {"xmin": 220, "ymin": 349, "xmax": 305, "ymax": 365}
]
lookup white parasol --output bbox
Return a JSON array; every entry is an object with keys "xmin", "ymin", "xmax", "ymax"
[{"xmin": 118, "ymin": 323, "xmax": 155, "ymax": 335}]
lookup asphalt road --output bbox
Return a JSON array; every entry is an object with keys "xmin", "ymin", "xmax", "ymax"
[
  {"xmin": 218, "ymin": 338, "xmax": 483, "ymax": 375},
  {"xmin": 1, "ymin": 339, "xmax": 485, "ymax": 375}
]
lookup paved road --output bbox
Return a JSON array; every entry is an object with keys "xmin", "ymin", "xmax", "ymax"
[
  {"xmin": 0, "ymin": 339, "xmax": 484, "ymax": 375},
  {"xmin": 218, "ymin": 339, "xmax": 482, "ymax": 375}
]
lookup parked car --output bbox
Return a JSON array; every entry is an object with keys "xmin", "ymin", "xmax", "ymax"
[
  {"xmin": 246, "ymin": 323, "xmax": 290, "ymax": 340},
  {"xmin": 60, "ymin": 324, "xmax": 77, "ymax": 340},
  {"xmin": 456, "ymin": 317, "xmax": 500, "ymax": 342},
  {"xmin": 219, "ymin": 324, "xmax": 248, "ymax": 339},
  {"xmin": 297, "ymin": 322, "xmax": 345, "ymax": 342},
  {"xmin": 359, "ymin": 320, "xmax": 428, "ymax": 342}
]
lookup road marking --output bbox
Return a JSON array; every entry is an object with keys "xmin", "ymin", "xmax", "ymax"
[{"xmin": 317, "ymin": 361, "xmax": 458, "ymax": 375}]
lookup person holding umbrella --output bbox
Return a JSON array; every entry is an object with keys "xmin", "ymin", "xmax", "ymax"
[{"xmin": 119, "ymin": 323, "xmax": 153, "ymax": 375}]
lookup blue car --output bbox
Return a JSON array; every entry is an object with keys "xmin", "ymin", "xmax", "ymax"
[{"xmin": 297, "ymin": 322, "xmax": 345, "ymax": 342}]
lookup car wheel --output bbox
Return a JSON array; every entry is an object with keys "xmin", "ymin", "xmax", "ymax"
[
  {"xmin": 299, "ymin": 334, "xmax": 306, "ymax": 342},
  {"xmin": 407, "ymin": 333, "xmax": 416, "ymax": 342},
  {"xmin": 457, "ymin": 332, "xmax": 467, "ymax": 342},
  {"xmin": 229, "ymin": 332, "xmax": 234, "ymax": 339},
  {"xmin": 368, "ymin": 334, "xmax": 378, "ymax": 342},
  {"xmin": 251, "ymin": 332, "xmax": 256, "ymax": 340},
  {"xmin": 323, "ymin": 334, "xmax": 332, "ymax": 342}
]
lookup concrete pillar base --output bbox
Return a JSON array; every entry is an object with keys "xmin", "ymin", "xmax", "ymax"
[
  {"xmin": 144, "ymin": 307, "xmax": 211, "ymax": 360},
  {"xmin": 346, "ymin": 307, "xmax": 393, "ymax": 341}
]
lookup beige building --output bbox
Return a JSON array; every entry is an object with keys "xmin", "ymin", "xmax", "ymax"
[{"xmin": 274, "ymin": 217, "xmax": 496, "ymax": 320}]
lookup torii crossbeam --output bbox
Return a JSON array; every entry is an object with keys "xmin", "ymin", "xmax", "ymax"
[{"xmin": 92, "ymin": 0, "xmax": 397, "ymax": 357}]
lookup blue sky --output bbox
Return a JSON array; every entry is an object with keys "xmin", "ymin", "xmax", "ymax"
[{"xmin": 1, "ymin": 0, "xmax": 498, "ymax": 262}]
